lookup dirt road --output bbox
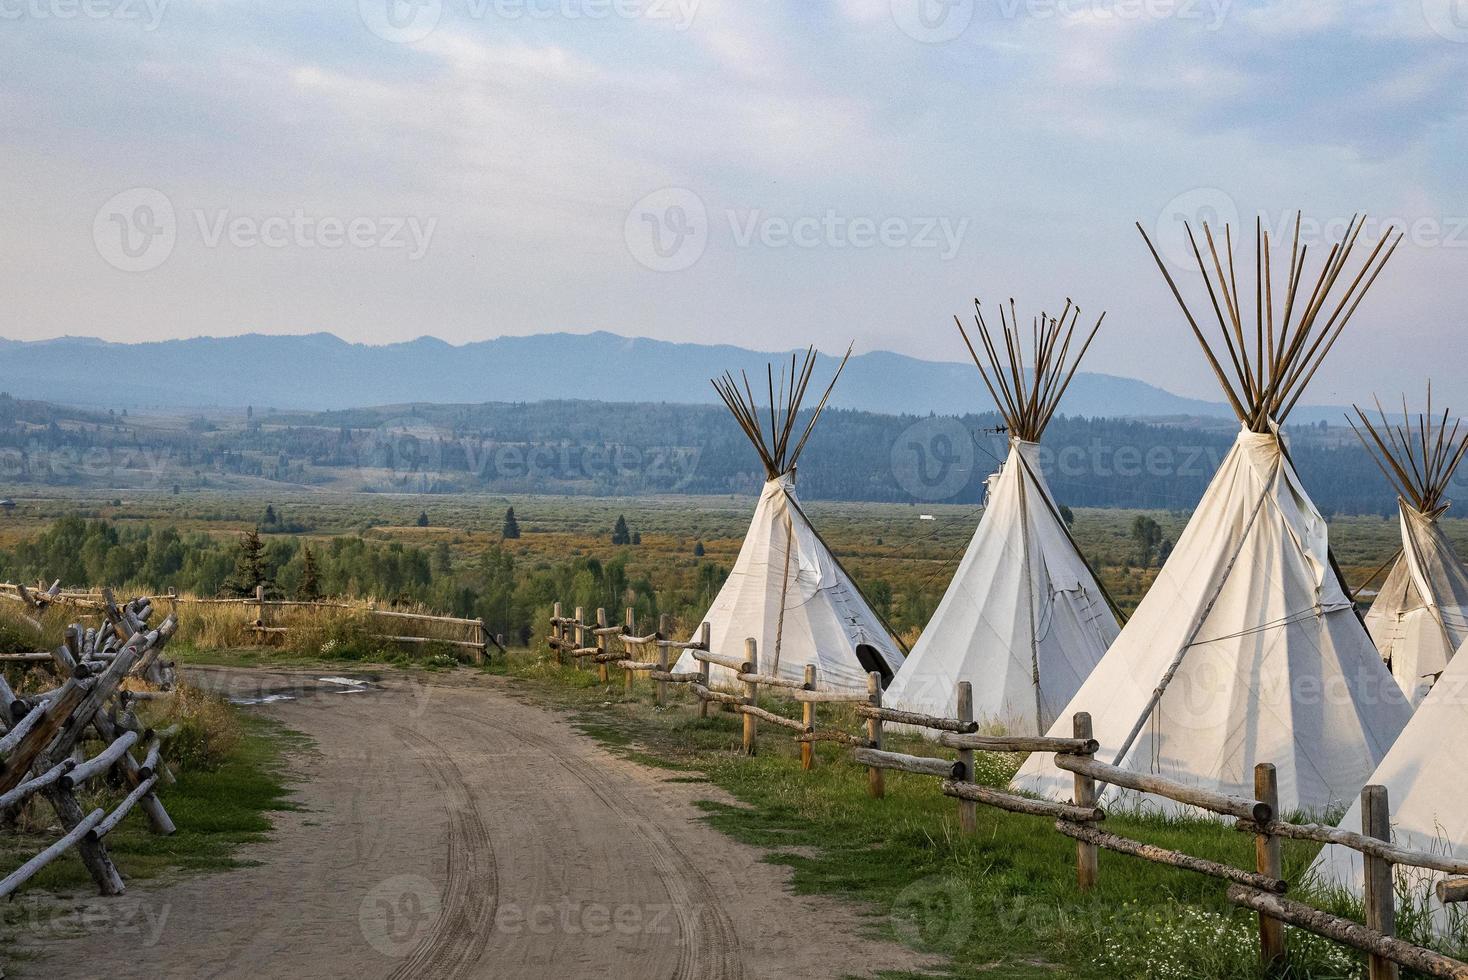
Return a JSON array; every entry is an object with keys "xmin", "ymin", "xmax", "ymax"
[{"xmin": 12, "ymin": 668, "xmax": 930, "ymax": 979}]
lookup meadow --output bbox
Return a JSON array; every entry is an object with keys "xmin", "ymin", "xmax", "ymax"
[{"xmin": 0, "ymin": 486, "xmax": 1460, "ymax": 978}]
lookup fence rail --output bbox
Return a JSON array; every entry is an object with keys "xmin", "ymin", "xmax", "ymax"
[
  {"xmin": 1, "ymin": 579, "xmax": 503, "ymax": 664},
  {"xmin": 546, "ymin": 604, "xmax": 1468, "ymax": 980},
  {"xmin": 1, "ymin": 593, "xmax": 181, "ymax": 900}
]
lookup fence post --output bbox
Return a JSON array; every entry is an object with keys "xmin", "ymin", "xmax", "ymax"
[
  {"xmin": 956, "ymin": 681, "xmax": 976, "ymax": 834},
  {"xmin": 596, "ymin": 608, "xmax": 609, "ymax": 683},
  {"xmin": 1073, "ymin": 712, "xmax": 1098, "ymax": 891},
  {"xmin": 656, "ymin": 613, "xmax": 671, "ymax": 707},
  {"xmin": 255, "ymin": 584, "xmax": 266, "ymax": 630},
  {"xmin": 1254, "ymin": 763, "xmax": 1286, "ymax": 967},
  {"xmin": 866, "ymin": 672, "xmax": 885, "ymax": 799},
  {"xmin": 574, "ymin": 606, "xmax": 585, "ymax": 673},
  {"xmin": 476, "ymin": 618, "xmax": 488, "ymax": 665},
  {"xmin": 801, "ymin": 664, "xmax": 817, "ymax": 771},
  {"xmin": 697, "ymin": 623, "xmax": 711, "ymax": 719},
  {"xmin": 624, "ymin": 607, "xmax": 636, "ymax": 697},
  {"xmin": 1363, "ymin": 784, "xmax": 1399, "ymax": 980},
  {"xmin": 553, "ymin": 602, "xmax": 564, "ymax": 665},
  {"xmin": 741, "ymin": 638, "xmax": 758, "ymax": 756}
]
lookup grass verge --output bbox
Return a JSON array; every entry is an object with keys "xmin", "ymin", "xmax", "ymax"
[{"xmin": 0, "ymin": 711, "xmax": 305, "ymax": 954}]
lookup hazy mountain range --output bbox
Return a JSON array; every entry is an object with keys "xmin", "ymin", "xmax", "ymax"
[{"xmin": 0, "ymin": 331, "xmax": 1347, "ymax": 422}]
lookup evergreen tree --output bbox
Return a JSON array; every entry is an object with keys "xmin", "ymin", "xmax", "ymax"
[
  {"xmin": 416, "ymin": 510, "xmax": 430, "ymax": 528},
  {"xmin": 693, "ymin": 540, "xmax": 704, "ymax": 557},
  {"xmin": 631, "ymin": 531, "xmax": 641, "ymax": 545},
  {"xmin": 229, "ymin": 527, "xmax": 270, "ymax": 596},
  {"xmin": 263, "ymin": 504, "xmax": 277, "ymax": 525},
  {"xmin": 502, "ymin": 507, "xmax": 521, "ymax": 540},
  {"xmin": 297, "ymin": 545, "xmax": 321, "ymax": 600},
  {"xmin": 611, "ymin": 515, "xmax": 631, "ymax": 545},
  {"xmin": 1130, "ymin": 515, "xmax": 1164, "ymax": 567}
]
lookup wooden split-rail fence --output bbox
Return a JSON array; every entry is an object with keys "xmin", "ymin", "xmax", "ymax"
[
  {"xmin": 547, "ymin": 605, "xmax": 1468, "ymax": 980},
  {"xmin": 1, "ymin": 579, "xmax": 502, "ymax": 664},
  {"xmin": 0, "ymin": 591, "xmax": 182, "ymax": 900},
  {"xmin": 237, "ymin": 586, "xmax": 501, "ymax": 664}
]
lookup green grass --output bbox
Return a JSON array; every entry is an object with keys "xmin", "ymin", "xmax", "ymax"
[{"xmin": 503, "ymin": 651, "xmax": 1460, "ymax": 980}]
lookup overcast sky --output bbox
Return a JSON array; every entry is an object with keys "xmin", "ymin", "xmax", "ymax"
[{"xmin": 2, "ymin": 0, "xmax": 1466, "ymax": 406}]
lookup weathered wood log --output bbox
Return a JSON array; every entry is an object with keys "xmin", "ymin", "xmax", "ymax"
[
  {"xmin": 59, "ymin": 731, "xmax": 138, "ymax": 790},
  {"xmin": 617, "ymin": 632, "xmax": 660, "ymax": 645},
  {"xmin": 955, "ymin": 682, "xmax": 976, "ymax": 834},
  {"xmin": 691, "ymin": 649, "xmax": 747, "ymax": 672},
  {"xmin": 854, "ymin": 747, "xmax": 960, "ymax": 779},
  {"xmin": 0, "ymin": 807, "xmax": 106, "ymax": 900},
  {"xmin": 0, "ymin": 679, "xmax": 91, "ymax": 794},
  {"xmin": 1254, "ymin": 763, "xmax": 1287, "ymax": 966},
  {"xmin": 1055, "ymin": 821, "xmax": 1287, "ymax": 893},
  {"xmin": 736, "ymin": 703, "xmax": 806, "ymax": 732},
  {"xmin": 137, "ymin": 738, "xmax": 162, "ymax": 780},
  {"xmin": 595, "ymin": 608, "xmax": 610, "ymax": 684},
  {"xmin": 695, "ymin": 623, "xmax": 711, "ymax": 719},
  {"xmin": 93, "ymin": 774, "xmax": 160, "ymax": 839},
  {"xmin": 1053, "ymin": 754, "xmax": 1272, "ymax": 822},
  {"xmin": 790, "ymin": 688, "xmax": 870, "ymax": 703},
  {"xmin": 741, "ymin": 639, "xmax": 758, "ymax": 756},
  {"xmin": 1233, "ymin": 821, "xmax": 1468, "ymax": 877},
  {"xmin": 623, "ymin": 609, "xmax": 638, "ymax": 697},
  {"xmin": 612, "ymin": 661, "xmax": 659, "ymax": 672},
  {"xmin": 0, "ymin": 653, "xmax": 54, "ymax": 664},
  {"xmin": 648, "ymin": 670, "xmax": 699, "ymax": 683},
  {"xmin": 1072, "ymin": 713, "xmax": 1099, "ymax": 892},
  {"xmin": 736, "ymin": 672, "xmax": 807, "ymax": 690},
  {"xmin": 42, "ymin": 785, "xmax": 124, "ymax": 895},
  {"xmin": 937, "ymin": 731, "xmax": 1099, "ymax": 755},
  {"xmin": 1438, "ymin": 879, "xmax": 1468, "ymax": 904},
  {"xmin": 853, "ymin": 703, "xmax": 978, "ymax": 734},
  {"xmin": 90, "ymin": 713, "xmax": 173, "ymax": 834},
  {"xmin": 941, "ymin": 781, "xmax": 1105, "ymax": 823},
  {"xmin": 655, "ymin": 614, "xmax": 671, "ymax": 707},
  {"xmin": 1363, "ymin": 785, "xmax": 1400, "ymax": 980},
  {"xmin": 801, "ymin": 665, "xmax": 817, "ymax": 772},
  {"xmin": 866, "ymin": 672, "xmax": 884, "ymax": 799},
  {"xmin": 1227, "ymin": 886, "xmax": 1468, "ymax": 980},
  {"xmin": 690, "ymin": 683, "xmax": 741, "ymax": 706},
  {"xmin": 0, "ymin": 702, "xmax": 47, "ymax": 758},
  {"xmin": 0, "ymin": 758, "xmax": 74, "ymax": 810}
]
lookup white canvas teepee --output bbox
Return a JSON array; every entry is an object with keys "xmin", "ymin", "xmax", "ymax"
[
  {"xmin": 1307, "ymin": 639, "xmax": 1468, "ymax": 936},
  {"xmin": 1013, "ymin": 213, "xmax": 1413, "ymax": 816},
  {"xmin": 886, "ymin": 300, "xmax": 1120, "ymax": 734},
  {"xmin": 1351, "ymin": 391, "xmax": 1468, "ymax": 706},
  {"xmin": 674, "ymin": 347, "xmax": 905, "ymax": 693}
]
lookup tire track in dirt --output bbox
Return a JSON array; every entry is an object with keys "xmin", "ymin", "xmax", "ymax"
[
  {"xmin": 447, "ymin": 706, "xmax": 744, "ymax": 980},
  {"xmin": 386, "ymin": 727, "xmax": 499, "ymax": 980}
]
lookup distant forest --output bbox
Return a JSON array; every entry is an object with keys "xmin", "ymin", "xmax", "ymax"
[{"xmin": 0, "ymin": 393, "xmax": 1433, "ymax": 516}]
